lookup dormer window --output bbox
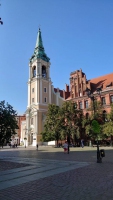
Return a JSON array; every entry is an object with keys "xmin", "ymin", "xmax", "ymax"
[
  {"xmin": 42, "ymin": 66, "xmax": 46, "ymax": 78},
  {"xmin": 33, "ymin": 66, "xmax": 36, "ymax": 77},
  {"xmin": 106, "ymin": 82, "xmax": 112, "ymax": 88}
]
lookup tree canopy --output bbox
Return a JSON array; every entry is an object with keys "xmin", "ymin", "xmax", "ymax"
[
  {"xmin": 41, "ymin": 101, "xmax": 83, "ymax": 145},
  {"xmin": 0, "ymin": 101, "xmax": 18, "ymax": 144}
]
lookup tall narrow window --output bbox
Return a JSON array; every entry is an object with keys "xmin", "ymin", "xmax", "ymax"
[
  {"xmin": 79, "ymin": 102, "xmax": 82, "ymax": 109},
  {"xmin": 32, "ymin": 88, "xmax": 34, "ymax": 93},
  {"xmin": 31, "ymin": 118, "xmax": 33, "ymax": 125},
  {"xmin": 33, "ymin": 66, "xmax": 36, "ymax": 77},
  {"xmin": 86, "ymin": 113, "xmax": 89, "ymax": 119},
  {"xmin": 44, "ymin": 97, "xmax": 47, "ymax": 103},
  {"xmin": 44, "ymin": 88, "xmax": 47, "ymax": 92},
  {"xmin": 102, "ymin": 97, "xmax": 106, "ymax": 105},
  {"xmin": 42, "ymin": 66, "xmax": 46, "ymax": 78},
  {"xmin": 110, "ymin": 95, "xmax": 113, "ymax": 103},
  {"xmin": 103, "ymin": 110, "xmax": 107, "ymax": 122},
  {"xmin": 32, "ymin": 98, "xmax": 34, "ymax": 103},
  {"xmin": 85, "ymin": 100, "xmax": 88, "ymax": 108}
]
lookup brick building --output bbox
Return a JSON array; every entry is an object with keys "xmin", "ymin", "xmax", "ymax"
[
  {"xmin": 15, "ymin": 115, "xmax": 26, "ymax": 144},
  {"xmin": 64, "ymin": 69, "xmax": 113, "ymax": 116}
]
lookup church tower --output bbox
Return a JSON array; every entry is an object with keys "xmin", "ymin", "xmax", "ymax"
[{"xmin": 26, "ymin": 28, "xmax": 52, "ymax": 146}]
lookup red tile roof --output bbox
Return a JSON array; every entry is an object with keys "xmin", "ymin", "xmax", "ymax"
[{"xmin": 90, "ymin": 73, "xmax": 113, "ymax": 91}]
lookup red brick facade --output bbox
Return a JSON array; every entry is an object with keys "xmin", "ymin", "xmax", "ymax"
[
  {"xmin": 58, "ymin": 69, "xmax": 113, "ymax": 115},
  {"xmin": 15, "ymin": 115, "xmax": 26, "ymax": 144}
]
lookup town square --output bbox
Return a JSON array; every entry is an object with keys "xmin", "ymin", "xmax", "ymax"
[
  {"xmin": 0, "ymin": 146, "xmax": 113, "ymax": 199},
  {"xmin": 1, "ymin": 1, "xmax": 113, "ymax": 199}
]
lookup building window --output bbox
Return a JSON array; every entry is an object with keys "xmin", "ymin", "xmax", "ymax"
[
  {"xmin": 86, "ymin": 113, "xmax": 89, "ymax": 119},
  {"xmin": 102, "ymin": 97, "xmax": 106, "ymax": 105},
  {"xmin": 31, "ymin": 118, "xmax": 33, "ymax": 125},
  {"xmin": 44, "ymin": 97, "xmax": 47, "ymax": 103},
  {"xmin": 32, "ymin": 88, "xmax": 34, "ymax": 93},
  {"xmin": 79, "ymin": 102, "xmax": 82, "ymax": 109},
  {"xmin": 44, "ymin": 88, "xmax": 47, "ymax": 93},
  {"xmin": 103, "ymin": 110, "xmax": 107, "ymax": 122},
  {"xmin": 32, "ymin": 98, "xmax": 34, "ymax": 103},
  {"xmin": 42, "ymin": 66, "xmax": 47, "ymax": 78},
  {"xmin": 33, "ymin": 66, "xmax": 36, "ymax": 77},
  {"xmin": 85, "ymin": 100, "xmax": 88, "ymax": 108},
  {"xmin": 110, "ymin": 95, "xmax": 113, "ymax": 103}
]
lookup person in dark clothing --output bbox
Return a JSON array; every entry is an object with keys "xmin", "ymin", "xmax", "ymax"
[{"xmin": 36, "ymin": 144, "xmax": 38, "ymax": 150}]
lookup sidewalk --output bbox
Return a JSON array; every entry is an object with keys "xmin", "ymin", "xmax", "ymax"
[{"xmin": 0, "ymin": 145, "xmax": 113, "ymax": 152}]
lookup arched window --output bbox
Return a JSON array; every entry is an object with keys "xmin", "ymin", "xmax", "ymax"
[
  {"xmin": 103, "ymin": 110, "xmax": 107, "ymax": 122},
  {"xmin": 42, "ymin": 66, "xmax": 46, "ymax": 78},
  {"xmin": 86, "ymin": 113, "xmax": 89, "ymax": 119},
  {"xmin": 33, "ymin": 66, "xmax": 36, "ymax": 77}
]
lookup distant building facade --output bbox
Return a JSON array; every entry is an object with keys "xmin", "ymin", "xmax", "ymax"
[
  {"xmin": 65, "ymin": 69, "xmax": 113, "ymax": 117},
  {"xmin": 15, "ymin": 115, "xmax": 26, "ymax": 144}
]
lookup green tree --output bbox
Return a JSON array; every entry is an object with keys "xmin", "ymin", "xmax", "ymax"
[
  {"xmin": 102, "ymin": 104, "xmax": 113, "ymax": 145},
  {"xmin": 41, "ymin": 104, "xmax": 63, "ymax": 146},
  {"xmin": 0, "ymin": 101, "xmax": 18, "ymax": 145},
  {"xmin": 41, "ymin": 101, "xmax": 83, "ymax": 145},
  {"xmin": 91, "ymin": 120, "xmax": 101, "ymax": 140},
  {"xmin": 59, "ymin": 101, "xmax": 83, "ymax": 143},
  {"xmin": 84, "ymin": 100, "xmax": 105, "ymax": 144},
  {"xmin": 87, "ymin": 100, "xmax": 104, "ymax": 123}
]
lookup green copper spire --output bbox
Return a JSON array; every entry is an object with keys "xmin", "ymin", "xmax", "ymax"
[
  {"xmin": 35, "ymin": 28, "xmax": 44, "ymax": 49},
  {"xmin": 30, "ymin": 28, "xmax": 50, "ymax": 62}
]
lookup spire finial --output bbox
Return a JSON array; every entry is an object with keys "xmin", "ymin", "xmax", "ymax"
[{"xmin": 38, "ymin": 24, "xmax": 41, "ymax": 31}]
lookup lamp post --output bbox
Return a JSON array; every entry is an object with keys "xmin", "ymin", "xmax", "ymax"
[{"xmin": 86, "ymin": 87, "xmax": 102, "ymax": 163}]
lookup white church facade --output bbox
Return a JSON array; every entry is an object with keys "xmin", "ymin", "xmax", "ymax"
[{"xmin": 20, "ymin": 29, "xmax": 65, "ymax": 146}]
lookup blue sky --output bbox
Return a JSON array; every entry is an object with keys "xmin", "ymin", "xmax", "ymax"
[{"xmin": 0, "ymin": 0, "xmax": 113, "ymax": 114}]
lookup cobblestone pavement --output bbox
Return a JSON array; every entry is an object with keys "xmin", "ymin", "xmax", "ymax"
[
  {"xmin": 0, "ymin": 160, "xmax": 30, "ymax": 171},
  {"xmin": 0, "ymin": 146, "xmax": 113, "ymax": 200}
]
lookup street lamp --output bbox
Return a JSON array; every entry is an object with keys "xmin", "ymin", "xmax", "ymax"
[{"xmin": 85, "ymin": 87, "xmax": 102, "ymax": 163}]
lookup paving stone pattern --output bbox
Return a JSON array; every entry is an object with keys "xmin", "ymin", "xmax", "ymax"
[
  {"xmin": 0, "ymin": 147, "xmax": 113, "ymax": 200},
  {"xmin": 0, "ymin": 160, "xmax": 30, "ymax": 171}
]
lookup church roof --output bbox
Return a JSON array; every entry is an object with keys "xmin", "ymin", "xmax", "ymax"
[{"xmin": 30, "ymin": 28, "xmax": 50, "ymax": 62}]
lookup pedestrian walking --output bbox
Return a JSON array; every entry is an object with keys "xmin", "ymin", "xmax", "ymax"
[
  {"xmin": 67, "ymin": 142, "xmax": 70, "ymax": 154},
  {"xmin": 63, "ymin": 141, "xmax": 68, "ymax": 153},
  {"xmin": 36, "ymin": 143, "xmax": 38, "ymax": 150},
  {"xmin": 81, "ymin": 139, "xmax": 84, "ymax": 148}
]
